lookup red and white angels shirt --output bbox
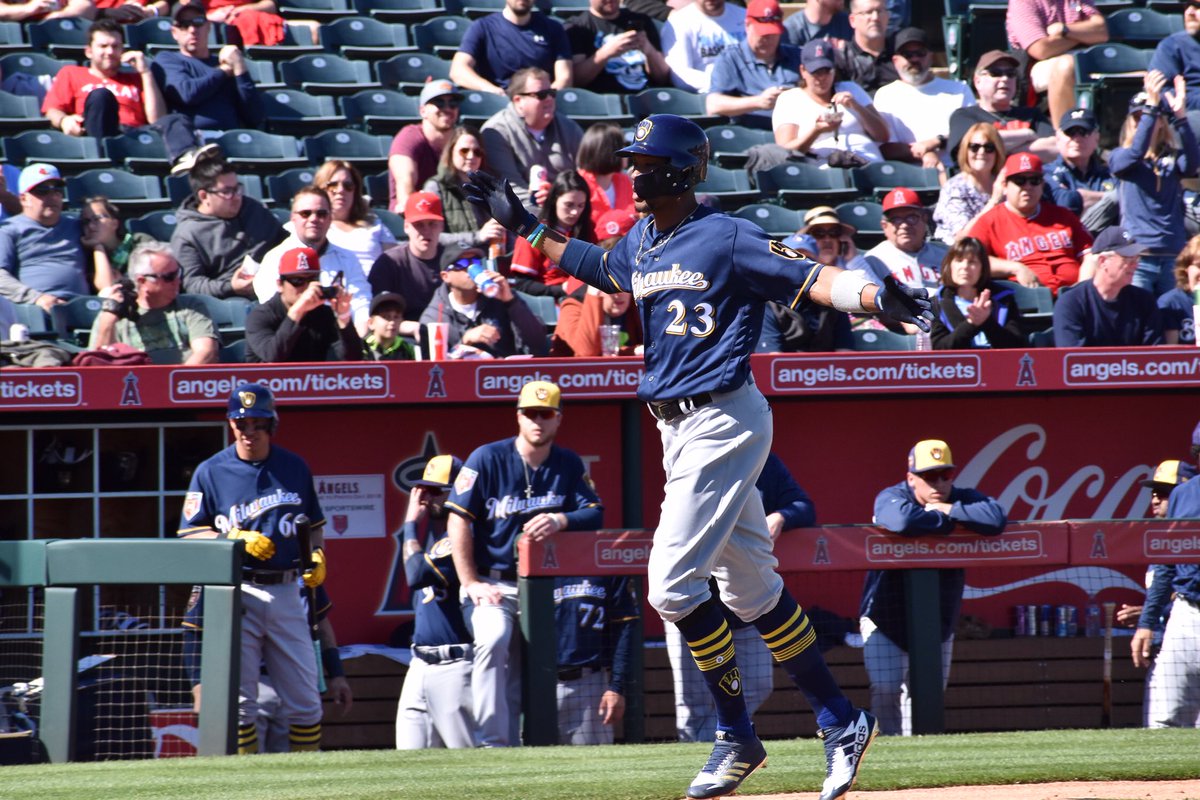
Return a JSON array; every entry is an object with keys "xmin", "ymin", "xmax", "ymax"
[{"xmin": 970, "ymin": 202, "xmax": 1092, "ymax": 295}]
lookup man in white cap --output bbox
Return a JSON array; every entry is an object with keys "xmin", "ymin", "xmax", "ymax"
[
  {"xmin": 0, "ymin": 164, "xmax": 87, "ymax": 311},
  {"xmin": 389, "ymin": 79, "xmax": 464, "ymax": 214},
  {"xmin": 860, "ymin": 439, "xmax": 1006, "ymax": 735}
]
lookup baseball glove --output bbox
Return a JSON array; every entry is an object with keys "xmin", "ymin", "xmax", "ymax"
[
  {"xmin": 227, "ymin": 529, "xmax": 276, "ymax": 560},
  {"xmin": 462, "ymin": 170, "xmax": 538, "ymax": 236},
  {"xmin": 302, "ymin": 547, "xmax": 326, "ymax": 588},
  {"xmin": 876, "ymin": 275, "xmax": 934, "ymax": 332}
]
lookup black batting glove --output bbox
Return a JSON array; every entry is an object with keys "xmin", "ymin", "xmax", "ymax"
[
  {"xmin": 876, "ymin": 275, "xmax": 934, "ymax": 332},
  {"xmin": 463, "ymin": 170, "xmax": 538, "ymax": 237}
]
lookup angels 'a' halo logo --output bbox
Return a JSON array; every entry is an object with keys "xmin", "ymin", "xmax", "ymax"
[
  {"xmin": 635, "ymin": 119, "xmax": 653, "ymax": 141},
  {"xmin": 238, "ymin": 390, "xmax": 257, "ymax": 409}
]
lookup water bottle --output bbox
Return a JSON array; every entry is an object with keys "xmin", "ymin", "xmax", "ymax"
[
  {"xmin": 914, "ymin": 329, "xmax": 931, "ymax": 351},
  {"xmin": 467, "ymin": 261, "xmax": 500, "ymax": 298}
]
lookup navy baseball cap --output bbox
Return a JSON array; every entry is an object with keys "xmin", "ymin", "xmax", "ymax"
[
  {"xmin": 1059, "ymin": 107, "xmax": 1097, "ymax": 133},
  {"xmin": 802, "ymin": 39, "xmax": 835, "ymax": 72},
  {"xmin": 1091, "ymin": 226, "xmax": 1144, "ymax": 257}
]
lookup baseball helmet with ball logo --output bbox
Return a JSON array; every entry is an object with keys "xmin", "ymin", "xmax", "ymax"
[
  {"xmin": 617, "ymin": 114, "xmax": 709, "ymax": 198},
  {"xmin": 227, "ymin": 383, "xmax": 278, "ymax": 422}
]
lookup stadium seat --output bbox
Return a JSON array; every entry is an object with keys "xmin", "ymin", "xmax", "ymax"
[
  {"xmin": 103, "ymin": 130, "xmax": 171, "ymax": 175},
  {"xmin": 1028, "ymin": 328, "xmax": 1056, "ymax": 348},
  {"xmin": 444, "ymin": 0, "xmax": 506, "ymax": 19},
  {"xmin": 127, "ymin": 17, "xmax": 218, "ymax": 54},
  {"xmin": 215, "ymin": 130, "xmax": 307, "ymax": 174},
  {"xmin": 731, "ymin": 203, "xmax": 802, "ymax": 238},
  {"xmin": 941, "ymin": 0, "xmax": 1008, "ymax": 80},
  {"xmin": 263, "ymin": 89, "xmax": 346, "ymax": 136},
  {"xmin": 458, "ymin": 90, "xmax": 508, "ymax": 124},
  {"xmin": 553, "ymin": 87, "xmax": 631, "ymax": 127},
  {"xmin": 11, "ymin": 302, "xmax": 55, "ymax": 340},
  {"xmin": 244, "ymin": 25, "xmax": 322, "ymax": 62},
  {"xmin": 755, "ymin": 162, "xmax": 858, "ymax": 209},
  {"xmin": 544, "ymin": 0, "xmax": 589, "ymax": 16},
  {"xmin": 166, "ymin": 172, "xmax": 268, "ymax": 206},
  {"xmin": 187, "ymin": 293, "xmax": 253, "ymax": 342},
  {"xmin": 265, "ymin": 167, "xmax": 319, "ymax": 206},
  {"xmin": 852, "ymin": 328, "xmax": 914, "ymax": 351},
  {"xmin": 626, "ymin": 88, "xmax": 721, "ymax": 127},
  {"xmin": 707, "ymin": 124, "xmax": 774, "ymax": 169},
  {"xmin": 410, "ymin": 15, "xmax": 471, "ymax": 60},
  {"xmin": 279, "ymin": 53, "xmax": 380, "ymax": 96},
  {"xmin": 242, "ymin": 58, "xmax": 284, "ymax": 90},
  {"xmin": 373, "ymin": 207, "xmax": 407, "ymax": 238},
  {"xmin": 270, "ymin": 205, "xmax": 293, "ymax": 225},
  {"xmin": 0, "ymin": 91, "xmax": 50, "ymax": 135},
  {"xmin": 127, "ymin": 210, "xmax": 180, "ymax": 242},
  {"xmin": 340, "ymin": 89, "xmax": 421, "ymax": 135},
  {"xmin": 27, "ymin": 18, "xmax": 88, "ymax": 62},
  {"xmin": 835, "ymin": 201, "xmax": 885, "ymax": 247},
  {"xmin": 303, "ymin": 129, "xmax": 391, "ymax": 172},
  {"xmin": 994, "ymin": 278, "xmax": 1054, "ymax": 335},
  {"xmin": 695, "ymin": 165, "xmax": 759, "ymax": 211},
  {"xmin": 0, "ymin": 22, "xmax": 25, "ymax": 56},
  {"xmin": 514, "ymin": 290, "xmax": 559, "ymax": 330},
  {"xmin": 364, "ymin": 172, "xmax": 389, "ymax": 206},
  {"xmin": 3, "ymin": 130, "xmax": 109, "ymax": 174},
  {"xmin": 66, "ymin": 169, "xmax": 171, "ymax": 215},
  {"xmin": 1074, "ymin": 43, "xmax": 1151, "ymax": 147},
  {"xmin": 376, "ymin": 52, "xmax": 451, "ymax": 93},
  {"xmin": 0, "ymin": 53, "xmax": 72, "ymax": 84},
  {"xmin": 1104, "ymin": 8, "xmax": 1182, "ymax": 47},
  {"xmin": 51, "ymin": 295, "xmax": 105, "ymax": 346},
  {"xmin": 852, "ymin": 161, "xmax": 941, "ymax": 205},
  {"xmin": 219, "ymin": 338, "xmax": 248, "ymax": 363},
  {"xmin": 279, "ymin": 0, "xmax": 355, "ymax": 23},
  {"xmin": 354, "ymin": 0, "xmax": 446, "ymax": 24},
  {"xmin": 321, "ymin": 17, "xmax": 414, "ymax": 61}
]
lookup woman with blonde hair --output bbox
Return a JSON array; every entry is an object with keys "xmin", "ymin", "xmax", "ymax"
[
  {"xmin": 312, "ymin": 160, "xmax": 393, "ymax": 277},
  {"xmin": 932, "ymin": 123, "xmax": 1005, "ymax": 245}
]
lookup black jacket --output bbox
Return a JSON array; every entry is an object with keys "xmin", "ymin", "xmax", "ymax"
[
  {"xmin": 931, "ymin": 282, "xmax": 1026, "ymax": 350},
  {"xmin": 245, "ymin": 293, "xmax": 363, "ymax": 363}
]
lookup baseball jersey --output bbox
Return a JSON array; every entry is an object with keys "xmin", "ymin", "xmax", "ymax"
[
  {"xmin": 969, "ymin": 202, "xmax": 1091, "ymax": 295},
  {"xmin": 554, "ymin": 576, "xmax": 639, "ymax": 693},
  {"xmin": 177, "ymin": 444, "xmax": 325, "ymax": 572},
  {"xmin": 446, "ymin": 438, "xmax": 603, "ymax": 574},
  {"xmin": 1158, "ymin": 288, "xmax": 1196, "ymax": 344},
  {"xmin": 563, "ymin": 205, "xmax": 823, "ymax": 401},
  {"xmin": 42, "ymin": 67, "xmax": 149, "ymax": 128},
  {"xmin": 404, "ymin": 520, "xmax": 472, "ymax": 647},
  {"xmin": 1139, "ymin": 480, "xmax": 1200, "ymax": 628}
]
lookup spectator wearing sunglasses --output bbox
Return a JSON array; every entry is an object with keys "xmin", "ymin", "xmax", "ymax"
[
  {"xmin": 967, "ymin": 152, "xmax": 1092, "ymax": 294},
  {"xmin": 705, "ymin": 0, "xmax": 801, "ymax": 131},
  {"xmin": 250, "ymin": 187, "xmax": 373, "ymax": 337},
  {"xmin": 932, "ymin": 123, "xmax": 1006, "ymax": 246},
  {"xmin": 245, "ymin": 246, "xmax": 362, "ymax": 363},
  {"xmin": 0, "ymin": 163, "xmax": 87, "ymax": 310},
  {"xmin": 418, "ymin": 243, "xmax": 548, "ymax": 359},
  {"xmin": 947, "ymin": 51, "xmax": 1056, "ymax": 163},
  {"xmin": 860, "ymin": 439, "xmax": 1006, "ymax": 736},
  {"xmin": 565, "ymin": 0, "xmax": 669, "ymax": 95},
  {"xmin": 480, "ymin": 68, "xmax": 583, "ymax": 214},
  {"xmin": 87, "ymin": 240, "xmax": 219, "ymax": 365},
  {"xmin": 1044, "ymin": 108, "xmax": 1117, "ymax": 235},
  {"xmin": 173, "ymin": 153, "xmax": 284, "ymax": 299},
  {"xmin": 853, "ymin": 187, "xmax": 947, "ymax": 308},
  {"xmin": 389, "ymin": 80, "xmax": 463, "ymax": 215},
  {"xmin": 450, "ymin": 0, "xmax": 573, "ymax": 95}
]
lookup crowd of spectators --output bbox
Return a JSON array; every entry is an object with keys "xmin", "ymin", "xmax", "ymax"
[{"xmin": 2, "ymin": 0, "xmax": 1199, "ymax": 363}]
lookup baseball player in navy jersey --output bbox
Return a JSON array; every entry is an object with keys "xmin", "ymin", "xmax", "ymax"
[
  {"xmin": 555, "ymin": 575, "xmax": 639, "ymax": 745},
  {"xmin": 465, "ymin": 114, "xmax": 931, "ymax": 799},
  {"xmin": 447, "ymin": 380, "xmax": 604, "ymax": 747},
  {"xmin": 178, "ymin": 383, "xmax": 328, "ymax": 755},
  {"xmin": 396, "ymin": 454, "xmax": 478, "ymax": 749},
  {"xmin": 667, "ymin": 453, "xmax": 817, "ymax": 742}
]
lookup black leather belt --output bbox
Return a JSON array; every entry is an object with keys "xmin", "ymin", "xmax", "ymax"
[
  {"xmin": 413, "ymin": 644, "xmax": 470, "ymax": 665},
  {"xmin": 487, "ymin": 567, "xmax": 517, "ymax": 581},
  {"xmin": 648, "ymin": 392, "xmax": 713, "ymax": 423},
  {"xmin": 557, "ymin": 665, "xmax": 598, "ymax": 681},
  {"xmin": 242, "ymin": 569, "xmax": 298, "ymax": 585}
]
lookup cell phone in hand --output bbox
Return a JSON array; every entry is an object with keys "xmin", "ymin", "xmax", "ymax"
[{"xmin": 319, "ymin": 271, "xmax": 345, "ymax": 300}]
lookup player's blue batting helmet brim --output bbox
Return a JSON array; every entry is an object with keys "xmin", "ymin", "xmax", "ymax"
[{"xmin": 227, "ymin": 383, "xmax": 277, "ymax": 420}]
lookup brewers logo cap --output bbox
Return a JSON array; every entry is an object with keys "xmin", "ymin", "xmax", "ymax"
[
  {"xmin": 1059, "ymin": 107, "xmax": 1097, "ymax": 133},
  {"xmin": 1004, "ymin": 152, "xmax": 1043, "ymax": 177},
  {"xmin": 415, "ymin": 454, "xmax": 463, "ymax": 489},
  {"xmin": 517, "ymin": 380, "xmax": 561, "ymax": 410},
  {"xmin": 882, "ymin": 187, "xmax": 922, "ymax": 213},
  {"xmin": 1139, "ymin": 459, "xmax": 1197, "ymax": 489},
  {"xmin": 279, "ymin": 246, "xmax": 321, "ymax": 276},
  {"xmin": 404, "ymin": 191, "xmax": 444, "ymax": 223},
  {"xmin": 908, "ymin": 439, "xmax": 954, "ymax": 474}
]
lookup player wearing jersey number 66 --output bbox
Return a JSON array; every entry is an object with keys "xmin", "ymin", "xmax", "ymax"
[{"xmin": 465, "ymin": 114, "xmax": 929, "ymax": 799}]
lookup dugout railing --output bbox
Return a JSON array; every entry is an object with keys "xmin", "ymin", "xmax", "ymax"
[{"xmin": 0, "ymin": 539, "xmax": 243, "ymax": 762}]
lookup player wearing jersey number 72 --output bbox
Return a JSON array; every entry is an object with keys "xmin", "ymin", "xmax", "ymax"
[{"xmin": 465, "ymin": 114, "xmax": 930, "ymax": 799}]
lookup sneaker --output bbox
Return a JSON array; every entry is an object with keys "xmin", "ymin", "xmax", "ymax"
[
  {"xmin": 818, "ymin": 709, "xmax": 878, "ymax": 800},
  {"xmin": 686, "ymin": 729, "xmax": 767, "ymax": 799},
  {"xmin": 170, "ymin": 143, "xmax": 222, "ymax": 176}
]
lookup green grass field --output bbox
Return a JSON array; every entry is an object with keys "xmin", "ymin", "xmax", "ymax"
[{"xmin": 2, "ymin": 729, "xmax": 1198, "ymax": 800}]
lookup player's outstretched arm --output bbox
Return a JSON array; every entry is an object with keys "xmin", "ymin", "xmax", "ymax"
[
  {"xmin": 811, "ymin": 266, "xmax": 933, "ymax": 332},
  {"xmin": 463, "ymin": 170, "xmax": 568, "ymax": 265}
]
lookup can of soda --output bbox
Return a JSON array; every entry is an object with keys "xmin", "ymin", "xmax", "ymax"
[
  {"xmin": 1085, "ymin": 603, "xmax": 1101, "ymax": 637},
  {"xmin": 1014, "ymin": 605, "xmax": 1028, "ymax": 636},
  {"xmin": 1027, "ymin": 604, "xmax": 1039, "ymax": 636},
  {"xmin": 8, "ymin": 323, "xmax": 29, "ymax": 342},
  {"xmin": 467, "ymin": 261, "xmax": 500, "ymax": 298},
  {"xmin": 1066, "ymin": 604, "xmax": 1078, "ymax": 637},
  {"xmin": 528, "ymin": 164, "xmax": 549, "ymax": 205},
  {"xmin": 1039, "ymin": 604, "xmax": 1053, "ymax": 637},
  {"xmin": 1055, "ymin": 605, "xmax": 1069, "ymax": 637}
]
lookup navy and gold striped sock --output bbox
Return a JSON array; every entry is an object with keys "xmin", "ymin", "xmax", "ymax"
[
  {"xmin": 289, "ymin": 722, "xmax": 321, "ymax": 752},
  {"xmin": 237, "ymin": 723, "xmax": 258, "ymax": 755},
  {"xmin": 754, "ymin": 589, "xmax": 852, "ymax": 729},
  {"xmin": 675, "ymin": 599, "xmax": 753, "ymax": 738}
]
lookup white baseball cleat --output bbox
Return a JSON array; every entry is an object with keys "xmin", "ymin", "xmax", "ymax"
[{"xmin": 818, "ymin": 708, "xmax": 878, "ymax": 800}]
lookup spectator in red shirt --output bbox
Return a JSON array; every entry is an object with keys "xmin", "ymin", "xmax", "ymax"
[
  {"xmin": 1006, "ymin": 0, "xmax": 1108, "ymax": 128},
  {"xmin": 575, "ymin": 122, "xmax": 635, "ymax": 221},
  {"xmin": 509, "ymin": 170, "xmax": 593, "ymax": 299},
  {"xmin": 968, "ymin": 152, "xmax": 1092, "ymax": 294},
  {"xmin": 0, "ymin": 0, "xmax": 93, "ymax": 23},
  {"xmin": 42, "ymin": 19, "xmax": 200, "ymax": 165},
  {"xmin": 389, "ymin": 80, "xmax": 463, "ymax": 214}
]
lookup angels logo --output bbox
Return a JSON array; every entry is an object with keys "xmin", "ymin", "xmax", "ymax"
[
  {"xmin": 1018, "ymin": 154, "xmax": 1033, "ymax": 172},
  {"xmin": 294, "ymin": 251, "xmax": 312, "ymax": 270},
  {"xmin": 183, "ymin": 491, "xmax": 203, "ymax": 520},
  {"xmin": 603, "ymin": 220, "xmax": 621, "ymax": 236},
  {"xmin": 634, "ymin": 118, "xmax": 653, "ymax": 141}
]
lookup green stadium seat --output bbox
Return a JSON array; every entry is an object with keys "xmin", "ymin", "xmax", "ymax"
[
  {"xmin": 852, "ymin": 328, "xmax": 914, "ymax": 351},
  {"xmin": 731, "ymin": 203, "xmax": 802, "ymax": 238},
  {"xmin": 411, "ymin": 15, "xmax": 471, "ymax": 59},
  {"xmin": 340, "ymin": 89, "xmax": 421, "ymax": 135},
  {"xmin": 27, "ymin": 18, "xmax": 87, "ymax": 62},
  {"xmin": 3, "ymin": 131, "xmax": 108, "ymax": 174},
  {"xmin": 279, "ymin": 0, "xmax": 355, "ymax": 23},
  {"xmin": 353, "ymin": 0, "xmax": 446, "ymax": 25},
  {"xmin": 457, "ymin": 90, "xmax": 508, "ymax": 124},
  {"xmin": 215, "ymin": 129, "xmax": 307, "ymax": 174},
  {"xmin": 695, "ymin": 165, "xmax": 759, "ymax": 211},
  {"xmin": 103, "ymin": 130, "xmax": 170, "ymax": 176},
  {"xmin": 265, "ymin": 167, "xmax": 319, "ymax": 206},
  {"xmin": 0, "ymin": 92, "xmax": 52, "ymax": 135},
  {"xmin": 279, "ymin": 53, "xmax": 380, "ymax": 96},
  {"xmin": 66, "ymin": 169, "xmax": 171, "ymax": 215},
  {"xmin": 707, "ymin": 124, "xmax": 774, "ymax": 169},
  {"xmin": 755, "ymin": 162, "xmax": 858, "ymax": 209},
  {"xmin": 376, "ymin": 51, "xmax": 451, "ymax": 93},
  {"xmin": 321, "ymin": 17, "xmax": 414, "ymax": 61},
  {"xmin": 852, "ymin": 161, "xmax": 941, "ymax": 206},
  {"xmin": 554, "ymin": 87, "xmax": 631, "ymax": 127},
  {"xmin": 127, "ymin": 210, "xmax": 180, "ymax": 242},
  {"xmin": 303, "ymin": 129, "xmax": 391, "ymax": 172},
  {"xmin": 626, "ymin": 87, "xmax": 722, "ymax": 127},
  {"xmin": 51, "ymin": 295, "xmax": 105, "ymax": 346},
  {"xmin": 244, "ymin": 24, "xmax": 322, "ymax": 62},
  {"xmin": 263, "ymin": 89, "xmax": 346, "ymax": 136}
]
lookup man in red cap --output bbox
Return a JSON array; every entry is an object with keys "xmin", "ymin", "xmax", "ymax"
[
  {"xmin": 369, "ymin": 191, "xmax": 448, "ymax": 342},
  {"xmin": 855, "ymin": 187, "xmax": 948, "ymax": 299},
  {"xmin": 705, "ymin": 0, "xmax": 801, "ymax": 130},
  {"xmin": 245, "ymin": 246, "xmax": 362, "ymax": 363},
  {"xmin": 968, "ymin": 152, "xmax": 1092, "ymax": 294}
]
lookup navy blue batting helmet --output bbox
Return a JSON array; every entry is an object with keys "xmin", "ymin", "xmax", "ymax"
[
  {"xmin": 227, "ymin": 383, "xmax": 277, "ymax": 421},
  {"xmin": 617, "ymin": 114, "xmax": 709, "ymax": 195}
]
